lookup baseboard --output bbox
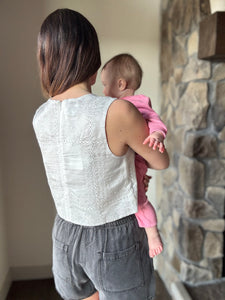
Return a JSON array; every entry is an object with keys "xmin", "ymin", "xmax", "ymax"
[
  {"xmin": 171, "ymin": 281, "xmax": 192, "ymax": 300},
  {"xmin": 0, "ymin": 265, "xmax": 53, "ymax": 300},
  {"xmin": 11, "ymin": 265, "xmax": 52, "ymax": 281},
  {"xmin": 0, "ymin": 270, "xmax": 12, "ymax": 300}
]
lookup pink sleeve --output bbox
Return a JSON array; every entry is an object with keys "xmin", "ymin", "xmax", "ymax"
[
  {"xmin": 135, "ymin": 200, "xmax": 157, "ymax": 228},
  {"xmin": 141, "ymin": 104, "xmax": 167, "ymax": 138},
  {"xmin": 133, "ymin": 97, "xmax": 167, "ymax": 138}
]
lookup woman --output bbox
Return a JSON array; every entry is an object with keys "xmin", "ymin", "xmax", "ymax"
[{"xmin": 33, "ymin": 9, "xmax": 169, "ymax": 300}]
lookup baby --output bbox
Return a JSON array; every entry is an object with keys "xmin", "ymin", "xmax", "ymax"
[{"xmin": 101, "ymin": 53, "xmax": 167, "ymax": 257}]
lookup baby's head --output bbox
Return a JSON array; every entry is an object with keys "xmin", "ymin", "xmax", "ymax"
[{"xmin": 101, "ymin": 53, "xmax": 143, "ymax": 98}]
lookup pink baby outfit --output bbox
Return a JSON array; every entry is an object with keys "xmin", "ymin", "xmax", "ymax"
[{"xmin": 123, "ymin": 95, "xmax": 167, "ymax": 228}]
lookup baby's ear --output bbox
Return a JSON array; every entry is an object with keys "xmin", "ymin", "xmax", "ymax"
[{"xmin": 118, "ymin": 78, "xmax": 127, "ymax": 91}]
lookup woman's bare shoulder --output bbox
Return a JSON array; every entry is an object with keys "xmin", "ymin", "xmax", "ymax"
[{"xmin": 108, "ymin": 99, "xmax": 140, "ymax": 122}]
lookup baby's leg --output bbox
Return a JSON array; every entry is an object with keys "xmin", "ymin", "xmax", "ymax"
[
  {"xmin": 134, "ymin": 158, "xmax": 163, "ymax": 257},
  {"xmin": 136, "ymin": 200, "xmax": 163, "ymax": 258},
  {"xmin": 145, "ymin": 226, "xmax": 163, "ymax": 258}
]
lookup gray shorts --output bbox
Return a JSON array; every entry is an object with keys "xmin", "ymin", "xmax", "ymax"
[{"xmin": 52, "ymin": 214, "xmax": 155, "ymax": 300}]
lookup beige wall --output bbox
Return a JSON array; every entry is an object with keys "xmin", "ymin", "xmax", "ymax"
[
  {"xmin": 0, "ymin": 157, "xmax": 10, "ymax": 298},
  {"xmin": 0, "ymin": 0, "xmax": 161, "ymax": 292},
  {"xmin": 0, "ymin": 0, "xmax": 54, "ymax": 279}
]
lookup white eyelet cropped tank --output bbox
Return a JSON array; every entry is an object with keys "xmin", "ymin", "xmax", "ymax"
[{"xmin": 33, "ymin": 94, "xmax": 137, "ymax": 226}]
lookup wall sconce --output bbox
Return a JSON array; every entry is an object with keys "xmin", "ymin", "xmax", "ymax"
[{"xmin": 198, "ymin": 1, "xmax": 225, "ymax": 60}]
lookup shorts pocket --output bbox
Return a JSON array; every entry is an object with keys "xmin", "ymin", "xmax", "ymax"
[
  {"xmin": 99, "ymin": 242, "xmax": 144, "ymax": 292},
  {"xmin": 52, "ymin": 238, "xmax": 72, "ymax": 283}
]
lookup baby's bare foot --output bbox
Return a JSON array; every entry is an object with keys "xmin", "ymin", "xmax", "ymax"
[
  {"xmin": 149, "ymin": 242, "xmax": 163, "ymax": 258},
  {"xmin": 145, "ymin": 226, "xmax": 163, "ymax": 258}
]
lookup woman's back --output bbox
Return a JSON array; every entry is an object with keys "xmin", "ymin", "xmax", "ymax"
[{"xmin": 33, "ymin": 94, "xmax": 138, "ymax": 226}]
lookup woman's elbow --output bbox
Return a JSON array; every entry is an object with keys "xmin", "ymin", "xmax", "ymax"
[
  {"xmin": 159, "ymin": 154, "xmax": 170, "ymax": 169},
  {"xmin": 157, "ymin": 159, "xmax": 170, "ymax": 170},
  {"xmin": 147, "ymin": 152, "xmax": 170, "ymax": 170}
]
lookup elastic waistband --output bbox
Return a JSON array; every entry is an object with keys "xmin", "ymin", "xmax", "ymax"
[{"xmin": 56, "ymin": 214, "xmax": 136, "ymax": 229}]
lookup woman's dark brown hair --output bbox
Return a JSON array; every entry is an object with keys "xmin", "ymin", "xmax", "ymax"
[{"xmin": 37, "ymin": 9, "xmax": 101, "ymax": 97}]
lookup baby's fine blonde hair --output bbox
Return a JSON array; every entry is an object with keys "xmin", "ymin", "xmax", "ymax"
[{"xmin": 102, "ymin": 53, "xmax": 143, "ymax": 90}]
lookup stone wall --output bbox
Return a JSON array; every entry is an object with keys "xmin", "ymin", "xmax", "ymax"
[{"xmin": 157, "ymin": 0, "xmax": 225, "ymax": 293}]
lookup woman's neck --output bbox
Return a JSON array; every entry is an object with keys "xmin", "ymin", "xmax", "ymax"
[{"xmin": 51, "ymin": 82, "xmax": 92, "ymax": 101}]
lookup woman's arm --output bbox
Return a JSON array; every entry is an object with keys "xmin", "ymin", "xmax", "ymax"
[{"xmin": 106, "ymin": 99, "xmax": 169, "ymax": 170}]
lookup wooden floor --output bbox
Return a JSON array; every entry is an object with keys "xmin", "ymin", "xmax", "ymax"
[
  {"xmin": 6, "ymin": 272, "xmax": 172, "ymax": 300},
  {"xmin": 6, "ymin": 279, "xmax": 63, "ymax": 300}
]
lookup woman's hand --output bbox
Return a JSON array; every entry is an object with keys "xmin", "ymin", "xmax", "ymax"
[{"xmin": 143, "ymin": 175, "xmax": 152, "ymax": 192}]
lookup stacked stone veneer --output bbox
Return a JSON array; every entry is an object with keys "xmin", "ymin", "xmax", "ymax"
[{"xmin": 156, "ymin": 0, "xmax": 225, "ymax": 292}]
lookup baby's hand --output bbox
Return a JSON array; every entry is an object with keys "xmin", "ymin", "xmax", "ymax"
[{"xmin": 143, "ymin": 132, "xmax": 165, "ymax": 153}]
